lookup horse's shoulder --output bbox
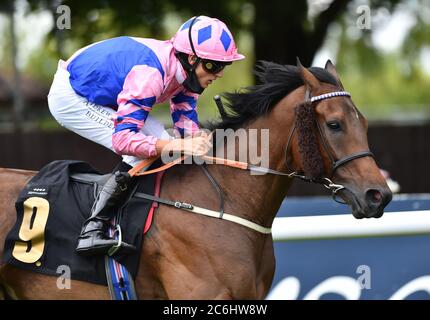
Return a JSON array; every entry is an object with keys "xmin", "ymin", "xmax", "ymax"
[{"xmin": 0, "ymin": 168, "xmax": 37, "ymax": 184}]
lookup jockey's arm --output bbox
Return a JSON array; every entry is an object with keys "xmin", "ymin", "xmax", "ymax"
[
  {"xmin": 112, "ymin": 65, "xmax": 210, "ymax": 158},
  {"xmin": 166, "ymin": 91, "xmax": 211, "ymax": 156},
  {"xmin": 112, "ymin": 65, "xmax": 163, "ymax": 158},
  {"xmin": 169, "ymin": 91, "xmax": 200, "ymax": 137}
]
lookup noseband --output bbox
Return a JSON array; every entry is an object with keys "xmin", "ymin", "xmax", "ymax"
[{"xmin": 283, "ymin": 90, "xmax": 374, "ymax": 201}]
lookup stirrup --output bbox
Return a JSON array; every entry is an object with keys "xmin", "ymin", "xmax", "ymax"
[{"xmin": 108, "ymin": 224, "xmax": 124, "ymax": 257}]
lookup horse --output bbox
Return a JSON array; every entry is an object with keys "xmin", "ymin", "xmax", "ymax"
[{"xmin": 0, "ymin": 60, "xmax": 392, "ymax": 299}]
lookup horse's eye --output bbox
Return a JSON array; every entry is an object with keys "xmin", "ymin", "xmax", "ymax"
[{"xmin": 326, "ymin": 121, "xmax": 342, "ymax": 131}]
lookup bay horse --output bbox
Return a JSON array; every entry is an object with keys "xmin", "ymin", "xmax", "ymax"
[{"xmin": 0, "ymin": 60, "xmax": 392, "ymax": 299}]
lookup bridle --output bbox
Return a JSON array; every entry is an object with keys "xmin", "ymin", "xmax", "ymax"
[
  {"xmin": 225, "ymin": 90, "xmax": 375, "ymax": 203},
  {"xmin": 128, "ymin": 89, "xmax": 375, "ymax": 234},
  {"xmin": 282, "ymin": 90, "xmax": 374, "ymax": 201},
  {"xmin": 131, "ymin": 90, "xmax": 375, "ymax": 203}
]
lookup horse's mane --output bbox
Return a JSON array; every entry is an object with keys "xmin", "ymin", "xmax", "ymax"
[
  {"xmin": 207, "ymin": 61, "xmax": 338, "ymax": 131},
  {"xmin": 206, "ymin": 60, "xmax": 340, "ymax": 178}
]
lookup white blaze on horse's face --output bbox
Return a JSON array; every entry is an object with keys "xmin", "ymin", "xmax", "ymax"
[{"xmin": 353, "ymin": 106, "xmax": 359, "ymax": 120}]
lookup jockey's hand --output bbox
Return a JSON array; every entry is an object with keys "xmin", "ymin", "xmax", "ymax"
[
  {"xmin": 191, "ymin": 129, "xmax": 210, "ymax": 139},
  {"xmin": 169, "ymin": 136, "xmax": 212, "ymax": 156},
  {"xmin": 156, "ymin": 131, "xmax": 213, "ymax": 157},
  {"xmin": 184, "ymin": 134, "xmax": 213, "ymax": 156}
]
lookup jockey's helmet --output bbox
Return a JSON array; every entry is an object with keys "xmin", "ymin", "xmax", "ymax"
[
  {"xmin": 172, "ymin": 16, "xmax": 245, "ymax": 62},
  {"xmin": 172, "ymin": 16, "xmax": 245, "ymax": 94}
]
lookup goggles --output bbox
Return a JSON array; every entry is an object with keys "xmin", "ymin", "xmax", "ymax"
[{"xmin": 201, "ymin": 59, "xmax": 231, "ymax": 74}]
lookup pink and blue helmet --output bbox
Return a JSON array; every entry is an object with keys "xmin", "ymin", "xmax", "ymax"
[{"xmin": 172, "ymin": 16, "xmax": 245, "ymax": 62}]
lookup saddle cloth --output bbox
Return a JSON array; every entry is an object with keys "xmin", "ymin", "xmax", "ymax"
[{"xmin": 2, "ymin": 160, "xmax": 157, "ymax": 285}]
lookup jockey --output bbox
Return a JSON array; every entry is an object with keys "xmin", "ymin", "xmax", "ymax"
[{"xmin": 47, "ymin": 16, "xmax": 245, "ymax": 256}]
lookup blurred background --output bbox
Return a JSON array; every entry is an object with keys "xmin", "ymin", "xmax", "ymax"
[
  {"xmin": 0, "ymin": 0, "xmax": 429, "ymax": 195},
  {"xmin": 1, "ymin": 0, "xmax": 430, "ymax": 300}
]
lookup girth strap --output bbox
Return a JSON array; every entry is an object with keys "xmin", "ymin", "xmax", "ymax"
[{"xmin": 134, "ymin": 192, "xmax": 272, "ymax": 234}]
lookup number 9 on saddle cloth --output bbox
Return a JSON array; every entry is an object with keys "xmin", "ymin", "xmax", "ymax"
[{"xmin": 3, "ymin": 160, "xmax": 157, "ymax": 285}]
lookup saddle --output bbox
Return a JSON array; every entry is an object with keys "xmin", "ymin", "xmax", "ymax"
[{"xmin": 2, "ymin": 160, "xmax": 160, "ymax": 286}]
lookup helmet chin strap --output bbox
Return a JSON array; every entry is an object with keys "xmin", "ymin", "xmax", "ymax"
[
  {"xmin": 178, "ymin": 16, "xmax": 205, "ymax": 94},
  {"xmin": 175, "ymin": 52, "xmax": 204, "ymax": 94}
]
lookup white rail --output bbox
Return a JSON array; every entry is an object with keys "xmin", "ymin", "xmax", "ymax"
[{"xmin": 272, "ymin": 210, "xmax": 430, "ymax": 241}]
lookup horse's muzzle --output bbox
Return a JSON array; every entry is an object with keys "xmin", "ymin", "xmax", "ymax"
[{"xmin": 341, "ymin": 186, "xmax": 392, "ymax": 219}]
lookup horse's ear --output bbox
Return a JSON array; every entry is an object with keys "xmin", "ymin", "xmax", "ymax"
[
  {"xmin": 324, "ymin": 59, "xmax": 344, "ymax": 90},
  {"xmin": 296, "ymin": 57, "xmax": 319, "ymax": 94}
]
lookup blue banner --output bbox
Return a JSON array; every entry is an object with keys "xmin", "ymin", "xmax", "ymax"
[{"xmin": 268, "ymin": 194, "xmax": 430, "ymax": 300}]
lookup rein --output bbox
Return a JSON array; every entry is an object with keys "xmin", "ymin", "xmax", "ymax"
[{"xmin": 127, "ymin": 90, "xmax": 374, "ymax": 234}]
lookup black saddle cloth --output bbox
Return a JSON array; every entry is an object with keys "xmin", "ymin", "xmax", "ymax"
[{"xmin": 2, "ymin": 160, "xmax": 156, "ymax": 285}]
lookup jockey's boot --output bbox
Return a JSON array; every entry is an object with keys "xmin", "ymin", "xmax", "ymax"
[{"xmin": 76, "ymin": 170, "xmax": 136, "ymax": 256}]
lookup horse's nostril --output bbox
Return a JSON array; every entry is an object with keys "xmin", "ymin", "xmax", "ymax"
[
  {"xmin": 373, "ymin": 191, "xmax": 382, "ymax": 202},
  {"xmin": 366, "ymin": 189, "xmax": 383, "ymax": 206}
]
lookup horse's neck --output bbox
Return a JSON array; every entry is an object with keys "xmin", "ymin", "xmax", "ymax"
[
  {"xmin": 210, "ymin": 164, "xmax": 292, "ymax": 227},
  {"xmin": 163, "ymin": 96, "xmax": 296, "ymax": 228},
  {"xmin": 207, "ymin": 117, "xmax": 294, "ymax": 227}
]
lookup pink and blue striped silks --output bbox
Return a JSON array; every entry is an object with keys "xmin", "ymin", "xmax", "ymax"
[{"xmin": 66, "ymin": 36, "xmax": 200, "ymax": 159}]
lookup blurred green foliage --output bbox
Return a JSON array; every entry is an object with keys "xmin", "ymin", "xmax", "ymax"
[
  {"xmin": 335, "ymin": 1, "xmax": 430, "ymax": 119},
  {"xmin": 1, "ymin": 0, "xmax": 429, "ymax": 127}
]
